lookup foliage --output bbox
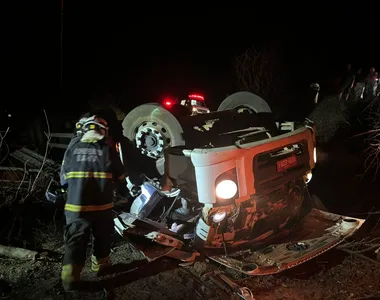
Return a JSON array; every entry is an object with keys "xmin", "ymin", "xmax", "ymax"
[{"xmin": 235, "ymin": 45, "xmax": 285, "ymax": 103}]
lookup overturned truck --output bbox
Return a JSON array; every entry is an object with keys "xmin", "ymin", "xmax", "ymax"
[{"xmin": 112, "ymin": 92, "xmax": 364, "ymax": 275}]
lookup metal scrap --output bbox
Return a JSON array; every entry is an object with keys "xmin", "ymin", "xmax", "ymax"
[{"xmin": 209, "ymin": 271, "xmax": 255, "ymax": 300}]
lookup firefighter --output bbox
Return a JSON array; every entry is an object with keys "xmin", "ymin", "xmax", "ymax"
[
  {"xmin": 59, "ymin": 114, "xmax": 126, "ymax": 291},
  {"xmin": 365, "ymin": 67, "xmax": 376, "ymax": 97},
  {"xmin": 339, "ymin": 64, "xmax": 355, "ymax": 101}
]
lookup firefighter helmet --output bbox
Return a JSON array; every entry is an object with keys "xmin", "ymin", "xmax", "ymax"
[
  {"xmin": 79, "ymin": 115, "xmax": 109, "ymax": 135},
  {"xmin": 75, "ymin": 117, "xmax": 87, "ymax": 136}
]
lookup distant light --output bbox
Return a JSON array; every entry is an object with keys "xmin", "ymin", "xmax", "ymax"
[
  {"xmin": 8, "ymin": 114, "xmax": 11, "ymax": 118},
  {"xmin": 163, "ymin": 98, "xmax": 174, "ymax": 108}
]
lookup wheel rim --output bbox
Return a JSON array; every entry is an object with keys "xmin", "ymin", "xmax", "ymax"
[
  {"xmin": 236, "ymin": 106, "xmax": 256, "ymax": 114},
  {"xmin": 135, "ymin": 121, "xmax": 171, "ymax": 159}
]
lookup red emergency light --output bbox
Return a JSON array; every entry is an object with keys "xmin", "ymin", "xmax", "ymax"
[
  {"xmin": 163, "ymin": 99, "xmax": 174, "ymax": 108},
  {"xmin": 188, "ymin": 94, "xmax": 204, "ymax": 101}
]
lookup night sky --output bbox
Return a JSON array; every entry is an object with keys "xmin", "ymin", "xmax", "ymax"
[{"xmin": 3, "ymin": 1, "xmax": 379, "ymax": 117}]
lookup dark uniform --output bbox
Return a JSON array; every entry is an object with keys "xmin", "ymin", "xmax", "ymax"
[
  {"xmin": 339, "ymin": 65, "xmax": 355, "ymax": 101},
  {"xmin": 60, "ymin": 116, "xmax": 125, "ymax": 289}
]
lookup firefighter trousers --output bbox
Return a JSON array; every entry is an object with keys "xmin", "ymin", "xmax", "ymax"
[{"xmin": 62, "ymin": 209, "xmax": 114, "ymax": 280}]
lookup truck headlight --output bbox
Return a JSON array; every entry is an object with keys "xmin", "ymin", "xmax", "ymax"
[
  {"xmin": 304, "ymin": 171, "xmax": 312, "ymax": 184},
  {"xmin": 212, "ymin": 211, "xmax": 227, "ymax": 224},
  {"xmin": 215, "ymin": 180, "xmax": 238, "ymax": 200},
  {"xmin": 313, "ymin": 147, "xmax": 317, "ymax": 164}
]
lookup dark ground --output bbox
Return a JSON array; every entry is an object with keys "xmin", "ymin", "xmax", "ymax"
[{"xmin": 1, "ymin": 95, "xmax": 380, "ymax": 300}]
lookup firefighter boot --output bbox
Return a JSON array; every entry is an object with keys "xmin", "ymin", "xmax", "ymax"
[
  {"xmin": 61, "ymin": 264, "xmax": 83, "ymax": 291},
  {"xmin": 91, "ymin": 255, "xmax": 111, "ymax": 274}
]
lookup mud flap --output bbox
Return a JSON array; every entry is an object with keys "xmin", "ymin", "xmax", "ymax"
[{"xmin": 208, "ymin": 209, "xmax": 365, "ymax": 275}]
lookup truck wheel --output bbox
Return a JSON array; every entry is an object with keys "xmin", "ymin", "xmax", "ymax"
[
  {"xmin": 217, "ymin": 91, "xmax": 272, "ymax": 113},
  {"xmin": 122, "ymin": 103, "xmax": 185, "ymax": 161}
]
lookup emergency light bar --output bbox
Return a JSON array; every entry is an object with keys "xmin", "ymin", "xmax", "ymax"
[{"xmin": 188, "ymin": 94, "xmax": 204, "ymax": 101}]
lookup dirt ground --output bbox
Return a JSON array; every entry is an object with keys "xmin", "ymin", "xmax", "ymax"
[
  {"xmin": 0, "ymin": 229, "xmax": 379, "ymax": 300},
  {"xmin": 1, "ymin": 147, "xmax": 380, "ymax": 300}
]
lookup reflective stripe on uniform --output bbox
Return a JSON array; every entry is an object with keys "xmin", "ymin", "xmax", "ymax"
[
  {"xmin": 64, "ymin": 171, "xmax": 112, "ymax": 179},
  {"xmin": 64, "ymin": 202, "xmax": 114, "ymax": 212},
  {"xmin": 91, "ymin": 254, "xmax": 111, "ymax": 272},
  {"xmin": 81, "ymin": 139, "xmax": 99, "ymax": 143},
  {"xmin": 61, "ymin": 264, "xmax": 82, "ymax": 283}
]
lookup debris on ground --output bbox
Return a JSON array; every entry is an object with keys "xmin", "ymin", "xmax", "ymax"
[
  {"xmin": 1, "ymin": 237, "xmax": 380, "ymax": 300},
  {"xmin": 0, "ymin": 147, "xmax": 60, "ymax": 207}
]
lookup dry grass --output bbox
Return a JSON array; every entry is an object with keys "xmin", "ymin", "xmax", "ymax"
[
  {"xmin": 235, "ymin": 46, "xmax": 284, "ymax": 102},
  {"xmin": 351, "ymin": 97, "xmax": 380, "ymax": 180},
  {"xmin": 0, "ymin": 110, "xmax": 55, "ymax": 208}
]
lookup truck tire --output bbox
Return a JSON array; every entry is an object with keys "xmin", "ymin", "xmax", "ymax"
[
  {"xmin": 217, "ymin": 91, "xmax": 272, "ymax": 113},
  {"xmin": 122, "ymin": 103, "xmax": 185, "ymax": 161}
]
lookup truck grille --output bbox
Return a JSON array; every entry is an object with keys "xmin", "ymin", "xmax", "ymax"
[{"xmin": 252, "ymin": 140, "xmax": 310, "ymax": 193}]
